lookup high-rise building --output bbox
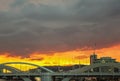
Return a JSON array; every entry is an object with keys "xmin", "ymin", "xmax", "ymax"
[{"xmin": 90, "ymin": 53, "xmax": 97, "ymax": 64}]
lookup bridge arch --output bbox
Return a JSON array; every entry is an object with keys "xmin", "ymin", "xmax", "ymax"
[
  {"xmin": 0, "ymin": 62, "xmax": 54, "ymax": 73},
  {"xmin": 0, "ymin": 65, "xmax": 21, "ymax": 73},
  {"xmin": 0, "ymin": 65, "xmax": 32, "ymax": 81}
]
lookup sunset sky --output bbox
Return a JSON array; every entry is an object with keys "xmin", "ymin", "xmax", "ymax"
[{"xmin": 0, "ymin": 0, "xmax": 120, "ymax": 66}]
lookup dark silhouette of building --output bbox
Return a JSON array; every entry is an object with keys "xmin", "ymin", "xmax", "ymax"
[
  {"xmin": 90, "ymin": 54, "xmax": 118, "ymax": 65},
  {"xmin": 90, "ymin": 53, "xmax": 97, "ymax": 64}
]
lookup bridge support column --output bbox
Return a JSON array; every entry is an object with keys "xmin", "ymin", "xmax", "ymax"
[
  {"xmin": 118, "ymin": 78, "xmax": 120, "ymax": 81},
  {"xmin": 41, "ymin": 73, "xmax": 52, "ymax": 81},
  {"xmin": 79, "ymin": 77, "xmax": 85, "ymax": 81},
  {"xmin": 21, "ymin": 77, "xmax": 32, "ymax": 81},
  {"xmin": 0, "ymin": 79, "xmax": 6, "ymax": 81},
  {"xmin": 62, "ymin": 77, "xmax": 71, "ymax": 81}
]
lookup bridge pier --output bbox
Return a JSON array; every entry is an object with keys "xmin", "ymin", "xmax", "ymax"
[
  {"xmin": 41, "ymin": 73, "xmax": 52, "ymax": 81},
  {"xmin": 79, "ymin": 77, "xmax": 85, "ymax": 81},
  {"xmin": 0, "ymin": 79, "xmax": 6, "ymax": 81},
  {"xmin": 62, "ymin": 77, "xmax": 71, "ymax": 81},
  {"xmin": 21, "ymin": 77, "xmax": 32, "ymax": 81}
]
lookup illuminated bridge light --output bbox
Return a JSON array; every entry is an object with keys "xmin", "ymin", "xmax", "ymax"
[{"xmin": 35, "ymin": 77, "xmax": 41, "ymax": 81}]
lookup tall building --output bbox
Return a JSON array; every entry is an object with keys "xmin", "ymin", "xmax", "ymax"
[{"xmin": 90, "ymin": 53, "xmax": 97, "ymax": 64}]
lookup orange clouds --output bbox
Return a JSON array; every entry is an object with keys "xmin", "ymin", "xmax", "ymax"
[
  {"xmin": 0, "ymin": 51, "xmax": 90, "ymax": 66},
  {"xmin": 96, "ymin": 44, "xmax": 120, "ymax": 62},
  {"xmin": 0, "ymin": 44, "xmax": 120, "ymax": 66}
]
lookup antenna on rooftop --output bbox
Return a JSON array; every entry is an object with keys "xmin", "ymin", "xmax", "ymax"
[{"xmin": 93, "ymin": 43, "xmax": 96, "ymax": 54}]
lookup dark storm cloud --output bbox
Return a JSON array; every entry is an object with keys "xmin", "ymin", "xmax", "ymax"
[
  {"xmin": 10, "ymin": 0, "xmax": 27, "ymax": 7},
  {"xmin": 0, "ymin": 0, "xmax": 120, "ymax": 56},
  {"xmin": 74, "ymin": 0, "xmax": 120, "ymax": 19},
  {"xmin": 30, "ymin": 57, "xmax": 44, "ymax": 61}
]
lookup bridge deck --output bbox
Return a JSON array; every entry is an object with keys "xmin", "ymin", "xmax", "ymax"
[{"xmin": 0, "ymin": 72, "xmax": 120, "ymax": 77}]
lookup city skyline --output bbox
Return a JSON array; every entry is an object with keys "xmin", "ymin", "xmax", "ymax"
[{"xmin": 0, "ymin": 0, "xmax": 120, "ymax": 66}]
